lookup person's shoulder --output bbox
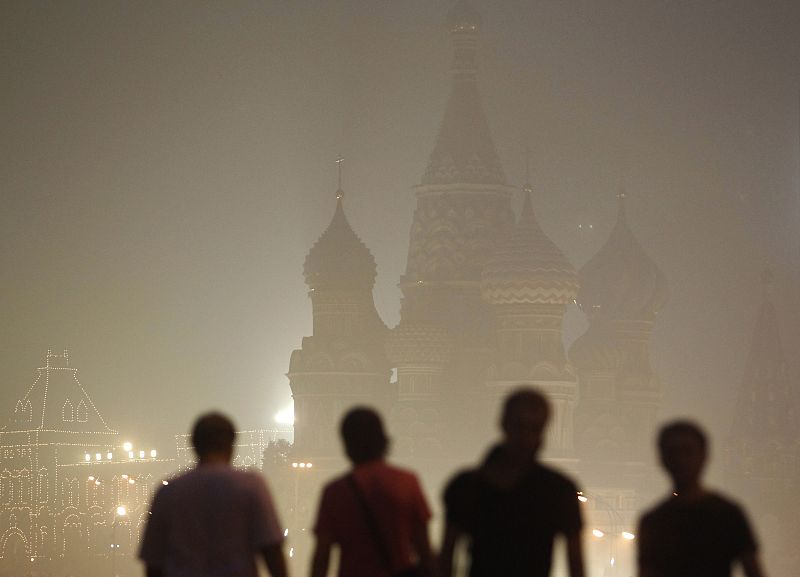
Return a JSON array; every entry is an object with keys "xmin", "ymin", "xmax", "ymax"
[
  {"xmin": 640, "ymin": 496, "xmax": 675, "ymax": 524},
  {"xmin": 533, "ymin": 462, "xmax": 579, "ymax": 492},
  {"xmin": 383, "ymin": 462, "xmax": 423, "ymax": 484},
  {"xmin": 320, "ymin": 472, "xmax": 351, "ymax": 496},
  {"xmin": 702, "ymin": 490, "xmax": 749, "ymax": 516},
  {"xmin": 444, "ymin": 467, "xmax": 479, "ymax": 499}
]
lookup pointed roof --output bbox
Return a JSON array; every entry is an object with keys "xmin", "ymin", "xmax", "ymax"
[
  {"xmin": 729, "ymin": 271, "xmax": 795, "ymax": 445},
  {"xmin": 5, "ymin": 350, "xmax": 115, "ymax": 433},
  {"xmin": 481, "ymin": 189, "xmax": 579, "ymax": 305},
  {"xmin": 421, "ymin": 1, "xmax": 505, "ymax": 186},
  {"xmin": 577, "ymin": 194, "xmax": 667, "ymax": 320},
  {"xmin": 303, "ymin": 195, "xmax": 377, "ymax": 291}
]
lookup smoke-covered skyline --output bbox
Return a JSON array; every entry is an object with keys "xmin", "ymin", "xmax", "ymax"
[{"xmin": 2, "ymin": 0, "xmax": 799, "ymax": 461}]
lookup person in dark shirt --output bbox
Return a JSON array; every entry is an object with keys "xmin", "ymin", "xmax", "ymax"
[
  {"xmin": 440, "ymin": 388, "xmax": 585, "ymax": 577},
  {"xmin": 638, "ymin": 420, "xmax": 766, "ymax": 577}
]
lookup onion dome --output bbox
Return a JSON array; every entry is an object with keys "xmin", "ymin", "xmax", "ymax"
[
  {"xmin": 303, "ymin": 194, "xmax": 377, "ymax": 291},
  {"xmin": 385, "ymin": 322, "xmax": 452, "ymax": 366},
  {"xmin": 481, "ymin": 189, "xmax": 579, "ymax": 305},
  {"xmin": 577, "ymin": 194, "xmax": 667, "ymax": 320}
]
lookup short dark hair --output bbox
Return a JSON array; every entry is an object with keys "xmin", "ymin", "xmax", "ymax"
[
  {"xmin": 657, "ymin": 420, "xmax": 707, "ymax": 454},
  {"xmin": 340, "ymin": 407, "xmax": 388, "ymax": 464},
  {"xmin": 501, "ymin": 387, "xmax": 550, "ymax": 430},
  {"xmin": 191, "ymin": 412, "xmax": 236, "ymax": 457}
]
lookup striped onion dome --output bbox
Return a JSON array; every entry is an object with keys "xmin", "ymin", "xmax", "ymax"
[{"xmin": 481, "ymin": 189, "xmax": 578, "ymax": 305}]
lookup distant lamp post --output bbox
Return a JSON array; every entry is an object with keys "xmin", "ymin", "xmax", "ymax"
[
  {"xmin": 290, "ymin": 461, "xmax": 314, "ymax": 563},
  {"xmin": 112, "ymin": 506, "xmax": 127, "ymax": 577}
]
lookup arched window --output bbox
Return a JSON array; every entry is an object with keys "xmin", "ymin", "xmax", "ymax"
[
  {"xmin": 62, "ymin": 400, "xmax": 74, "ymax": 422},
  {"xmin": 38, "ymin": 469, "xmax": 48, "ymax": 503},
  {"xmin": 76, "ymin": 400, "xmax": 88, "ymax": 423}
]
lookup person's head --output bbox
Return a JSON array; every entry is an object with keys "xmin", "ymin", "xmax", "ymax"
[
  {"xmin": 657, "ymin": 420, "xmax": 708, "ymax": 490},
  {"xmin": 500, "ymin": 387, "xmax": 550, "ymax": 457},
  {"xmin": 340, "ymin": 407, "xmax": 389, "ymax": 465},
  {"xmin": 191, "ymin": 412, "xmax": 236, "ymax": 463}
]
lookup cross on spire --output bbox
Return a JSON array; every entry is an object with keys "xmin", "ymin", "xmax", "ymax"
[
  {"xmin": 335, "ymin": 155, "xmax": 344, "ymax": 199},
  {"xmin": 523, "ymin": 144, "xmax": 532, "ymax": 193}
]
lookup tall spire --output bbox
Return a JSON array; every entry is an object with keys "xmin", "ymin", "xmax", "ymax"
[
  {"xmin": 335, "ymin": 154, "xmax": 344, "ymax": 200},
  {"xmin": 421, "ymin": 1, "xmax": 505, "ymax": 186}
]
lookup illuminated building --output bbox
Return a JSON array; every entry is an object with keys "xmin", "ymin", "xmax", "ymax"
[{"xmin": 0, "ymin": 350, "xmax": 172, "ymax": 576}]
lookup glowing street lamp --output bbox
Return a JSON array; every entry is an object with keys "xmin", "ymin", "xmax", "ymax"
[{"xmin": 112, "ymin": 505, "xmax": 127, "ymax": 577}]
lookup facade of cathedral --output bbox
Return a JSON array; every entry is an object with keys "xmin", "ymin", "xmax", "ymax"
[{"xmin": 288, "ymin": 1, "xmax": 668, "ymax": 533}]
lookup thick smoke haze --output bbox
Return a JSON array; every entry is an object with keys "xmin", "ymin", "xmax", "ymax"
[{"xmin": 2, "ymin": 0, "xmax": 799, "ymax": 480}]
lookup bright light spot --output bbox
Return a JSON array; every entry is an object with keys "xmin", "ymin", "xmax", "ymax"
[
  {"xmin": 95, "ymin": 453, "xmax": 102, "ymax": 461},
  {"xmin": 289, "ymin": 547, "xmax": 294, "ymax": 558},
  {"xmin": 116, "ymin": 506, "xmax": 127, "ymax": 516},
  {"xmin": 578, "ymin": 495, "xmax": 588, "ymax": 503},
  {"xmin": 592, "ymin": 529, "xmax": 605, "ymax": 538},
  {"xmin": 307, "ymin": 463, "xmax": 313, "ymax": 468},
  {"xmin": 139, "ymin": 450, "xmax": 145, "ymax": 458},
  {"xmin": 291, "ymin": 462, "xmax": 298, "ymax": 468},
  {"xmin": 275, "ymin": 405, "xmax": 295, "ymax": 426},
  {"xmin": 622, "ymin": 532, "xmax": 635, "ymax": 540},
  {"xmin": 122, "ymin": 442, "xmax": 133, "ymax": 452},
  {"xmin": 121, "ymin": 474, "xmax": 128, "ymax": 480},
  {"xmin": 129, "ymin": 479, "xmax": 135, "ymax": 485},
  {"xmin": 299, "ymin": 463, "xmax": 306, "ymax": 468},
  {"xmin": 106, "ymin": 452, "xmax": 113, "ymax": 460},
  {"xmin": 284, "ymin": 529, "xmax": 289, "ymax": 537},
  {"xmin": 162, "ymin": 480, "xmax": 169, "ymax": 486},
  {"xmin": 128, "ymin": 451, "xmax": 134, "ymax": 459},
  {"xmin": 30, "ymin": 558, "xmax": 34, "ymax": 562},
  {"xmin": 95, "ymin": 480, "xmax": 101, "ymax": 486},
  {"xmin": 88, "ymin": 476, "xmax": 95, "ymax": 481},
  {"xmin": 610, "ymin": 557, "xmax": 616, "ymax": 566},
  {"xmin": 84, "ymin": 453, "xmax": 91, "ymax": 461},
  {"xmin": 150, "ymin": 449, "xmax": 157, "ymax": 458}
]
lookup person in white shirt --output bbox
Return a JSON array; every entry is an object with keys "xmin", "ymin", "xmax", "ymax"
[{"xmin": 139, "ymin": 412, "xmax": 288, "ymax": 577}]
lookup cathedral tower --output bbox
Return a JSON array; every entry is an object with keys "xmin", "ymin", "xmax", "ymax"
[
  {"xmin": 288, "ymin": 188, "xmax": 390, "ymax": 464},
  {"xmin": 570, "ymin": 193, "xmax": 667, "ymax": 491},
  {"xmin": 394, "ymin": 0, "xmax": 515, "ymax": 456},
  {"xmin": 481, "ymin": 186, "xmax": 580, "ymax": 457}
]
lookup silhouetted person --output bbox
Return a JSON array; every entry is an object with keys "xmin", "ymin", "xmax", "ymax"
[
  {"xmin": 638, "ymin": 421, "xmax": 766, "ymax": 577},
  {"xmin": 310, "ymin": 407, "xmax": 436, "ymax": 577},
  {"xmin": 441, "ymin": 388, "xmax": 585, "ymax": 577},
  {"xmin": 139, "ymin": 412, "xmax": 288, "ymax": 577}
]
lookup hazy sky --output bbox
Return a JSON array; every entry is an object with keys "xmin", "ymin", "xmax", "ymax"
[{"xmin": 2, "ymin": 1, "xmax": 799, "ymax": 456}]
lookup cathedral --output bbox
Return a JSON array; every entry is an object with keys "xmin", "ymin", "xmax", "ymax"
[{"xmin": 288, "ymin": 0, "xmax": 669, "ymax": 538}]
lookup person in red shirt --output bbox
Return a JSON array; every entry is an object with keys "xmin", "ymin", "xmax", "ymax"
[{"xmin": 310, "ymin": 407, "xmax": 436, "ymax": 577}]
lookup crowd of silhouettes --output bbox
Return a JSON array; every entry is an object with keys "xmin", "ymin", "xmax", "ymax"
[{"xmin": 138, "ymin": 388, "xmax": 767, "ymax": 577}]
